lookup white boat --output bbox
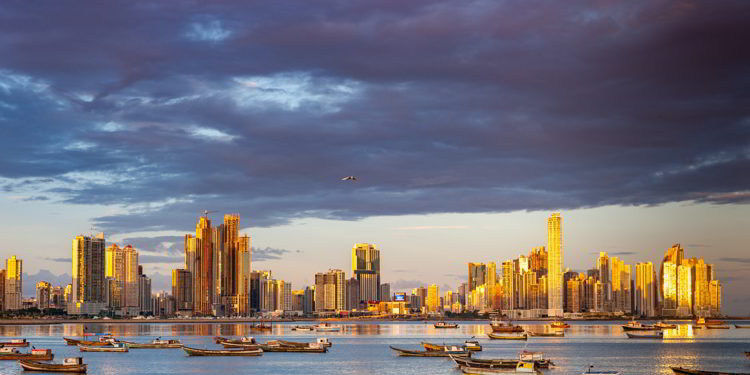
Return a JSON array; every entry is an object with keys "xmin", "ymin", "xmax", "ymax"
[
  {"xmin": 315, "ymin": 323, "xmax": 341, "ymax": 332},
  {"xmin": 316, "ymin": 338, "xmax": 332, "ymax": 347}
]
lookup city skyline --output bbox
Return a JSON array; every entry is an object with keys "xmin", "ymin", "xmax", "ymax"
[{"xmin": 0, "ymin": 1, "xmax": 748, "ymax": 315}]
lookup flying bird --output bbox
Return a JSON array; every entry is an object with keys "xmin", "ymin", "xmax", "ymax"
[{"xmin": 341, "ymin": 176, "xmax": 358, "ymax": 181}]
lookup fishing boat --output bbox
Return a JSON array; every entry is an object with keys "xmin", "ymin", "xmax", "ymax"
[
  {"xmin": 221, "ymin": 341, "xmax": 261, "ymax": 349},
  {"xmin": 63, "ymin": 337, "xmax": 116, "ymax": 346},
  {"xmin": 459, "ymin": 361, "xmax": 538, "ymax": 374},
  {"xmin": 490, "ymin": 320, "xmax": 525, "ymax": 333},
  {"xmin": 19, "ymin": 357, "xmax": 87, "ymax": 373},
  {"xmin": 78, "ymin": 343, "xmax": 128, "ymax": 353},
  {"xmin": 248, "ymin": 323, "xmax": 272, "ymax": 331},
  {"xmin": 654, "ymin": 321, "xmax": 678, "ymax": 329},
  {"xmin": 390, "ymin": 345, "xmax": 470, "ymax": 357},
  {"xmin": 315, "ymin": 323, "xmax": 341, "ymax": 332},
  {"xmin": 215, "ymin": 336, "xmax": 256, "ymax": 345},
  {"xmin": 705, "ymin": 325, "xmax": 731, "ymax": 329},
  {"xmin": 694, "ymin": 318, "xmax": 724, "ymax": 326},
  {"xmin": 582, "ymin": 365, "xmax": 620, "ymax": 375},
  {"xmin": 626, "ymin": 331, "xmax": 664, "ymax": 339},
  {"xmin": 0, "ymin": 348, "xmax": 54, "ymax": 361},
  {"xmin": 464, "ymin": 340, "xmax": 482, "ymax": 351},
  {"xmin": 735, "ymin": 325, "xmax": 750, "ymax": 329},
  {"xmin": 527, "ymin": 331, "xmax": 564, "ymax": 337},
  {"xmin": 291, "ymin": 325, "xmax": 315, "ymax": 331},
  {"xmin": 273, "ymin": 338, "xmax": 332, "ymax": 348},
  {"xmin": 671, "ymin": 367, "xmax": 750, "ymax": 375},
  {"xmin": 121, "ymin": 338, "xmax": 182, "ymax": 349},
  {"xmin": 621, "ymin": 321, "xmax": 658, "ymax": 331},
  {"xmin": 451, "ymin": 355, "xmax": 520, "ymax": 369},
  {"xmin": 259, "ymin": 343, "xmax": 327, "ymax": 353},
  {"xmin": 434, "ymin": 321, "xmax": 459, "ymax": 329},
  {"xmin": 0, "ymin": 338, "xmax": 30, "ymax": 347},
  {"xmin": 422, "ymin": 341, "xmax": 481, "ymax": 352},
  {"xmin": 550, "ymin": 321, "xmax": 570, "ymax": 329},
  {"xmin": 182, "ymin": 346, "xmax": 263, "ymax": 356},
  {"xmin": 487, "ymin": 333, "xmax": 527, "ymax": 340}
]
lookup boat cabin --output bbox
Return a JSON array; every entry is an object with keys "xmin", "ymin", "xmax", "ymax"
[
  {"xmin": 516, "ymin": 361, "xmax": 537, "ymax": 373},
  {"xmin": 241, "ymin": 337, "xmax": 256, "ymax": 343},
  {"xmin": 64, "ymin": 357, "xmax": 84, "ymax": 365},
  {"xmin": 520, "ymin": 351, "xmax": 545, "ymax": 361},
  {"xmin": 32, "ymin": 349, "xmax": 52, "ymax": 356},
  {"xmin": 0, "ymin": 347, "xmax": 19, "ymax": 354},
  {"xmin": 316, "ymin": 338, "xmax": 330, "ymax": 345},
  {"xmin": 9, "ymin": 339, "xmax": 27, "ymax": 344},
  {"xmin": 443, "ymin": 345, "xmax": 464, "ymax": 352}
]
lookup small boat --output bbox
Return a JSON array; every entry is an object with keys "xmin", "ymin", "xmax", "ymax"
[
  {"xmin": 182, "ymin": 346, "xmax": 263, "ymax": 357},
  {"xmin": 291, "ymin": 325, "xmax": 315, "ymax": 331},
  {"xmin": 315, "ymin": 323, "xmax": 341, "ymax": 332},
  {"xmin": 248, "ymin": 323, "xmax": 272, "ymax": 331},
  {"xmin": 221, "ymin": 342, "xmax": 261, "ymax": 349},
  {"xmin": 0, "ymin": 348, "xmax": 54, "ymax": 361},
  {"xmin": 19, "ymin": 357, "xmax": 87, "ymax": 373},
  {"xmin": 390, "ymin": 345, "xmax": 470, "ymax": 357},
  {"xmin": 434, "ymin": 321, "xmax": 459, "ymax": 329},
  {"xmin": 464, "ymin": 340, "xmax": 482, "ymax": 351},
  {"xmin": 422, "ymin": 341, "xmax": 481, "ymax": 352},
  {"xmin": 259, "ymin": 343, "xmax": 327, "ymax": 353},
  {"xmin": 490, "ymin": 321, "xmax": 525, "ymax": 333},
  {"xmin": 519, "ymin": 351, "xmax": 554, "ymax": 368},
  {"xmin": 654, "ymin": 321, "xmax": 678, "ymax": 329},
  {"xmin": 487, "ymin": 333, "xmax": 527, "ymax": 340},
  {"xmin": 626, "ymin": 331, "xmax": 663, "ymax": 339},
  {"xmin": 316, "ymin": 338, "xmax": 332, "ymax": 348},
  {"xmin": 459, "ymin": 361, "xmax": 539, "ymax": 374},
  {"xmin": 705, "ymin": 325, "xmax": 731, "ymax": 329},
  {"xmin": 735, "ymin": 325, "xmax": 750, "ymax": 329},
  {"xmin": 695, "ymin": 318, "xmax": 724, "ymax": 326},
  {"xmin": 121, "ymin": 338, "xmax": 182, "ymax": 349},
  {"xmin": 671, "ymin": 367, "xmax": 750, "ymax": 375},
  {"xmin": 550, "ymin": 321, "xmax": 570, "ymax": 329},
  {"xmin": 63, "ymin": 337, "xmax": 115, "ymax": 347},
  {"xmin": 528, "ymin": 331, "xmax": 564, "ymax": 337},
  {"xmin": 622, "ymin": 321, "xmax": 658, "ymax": 331},
  {"xmin": 215, "ymin": 336, "xmax": 256, "ymax": 345},
  {"xmin": 451, "ymin": 355, "xmax": 520, "ymax": 369},
  {"xmin": 0, "ymin": 339, "xmax": 30, "ymax": 347},
  {"xmin": 582, "ymin": 365, "xmax": 620, "ymax": 374},
  {"xmin": 273, "ymin": 338, "xmax": 332, "ymax": 348},
  {"xmin": 78, "ymin": 343, "xmax": 128, "ymax": 353}
]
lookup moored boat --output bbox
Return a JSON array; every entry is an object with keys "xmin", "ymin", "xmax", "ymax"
[
  {"xmin": 221, "ymin": 342, "xmax": 261, "ymax": 349},
  {"xmin": 705, "ymin": 325, "xmax": 731, "ymax": 329},
  {"xmin": 582, "ymin": 365, "xmax": 620, "ymax": 375},
  {"xmin": 422, "ymin": 341, "xmax": 481, "ymax": 352},
  {"xmin": 0, "ymin": 348, "xmax": 54, "ymax": 361},
  {"xmin": 291, "ymin": 325, "xmax": 315, "ymax": 331},
  {"xmin": 528, "ymin": 331, "xmax": 564, "ymax": 337},
  {"xmin": 121, "ymin": 338, "xmax": 182, "ymax": 349},
  {"xmin": 451, "ymin": 355, "xmax": 519, "ymax": 369},
  {"xmin": 464, "ymin": 340, "xmax": 482, "ymax": 351},
  {"xmin": 626, "ymin": 331, "xmax": 664, "ymax": 339},
  {"xmin": 390, "ymin": 345, "xmax": 470, "ymax": 357},
  {"xmin": 671, "ymin": 367, "xmax": 750, "ymax": 375},
  {"xmin": 215, "ymin": 336, "xmax": 256, "ymax": 345},
  {"xmin": 19, "ymin": 357, "xmax": 87, "ymax": 373},
  {"xmin": 0, "ymin": 339, "xmax": 29, "ymax": 347},
  {"xmin": 182, "ymin": 346, "xmax": 263, "ymax": 356},
  {"xmin": 694, "ymin": 318, "xmax": 724, "ymax": 326},
  {"xmin": 248, "ymin": 323, "xmax": 272, "ymax": 331},
  {"xmin": 273, "ymin": 338, "xmax": 332, "ymax": 348},
  {"xmin": 459, "ymin": 361, "xmax": 538, "ymax": 374},
  {"xmin": 519, "ymin": 351, "xmax": 554, "ymax": 368},
  {"xmin": 434, "ymin": 321, "xmax": 459, "ymax": 329},
  {"xmin": 550, "ymin": 321, "xmax": 570, "ymax": 329},
  {"xmin": 315, "ymin": 323, "xmax": 341, "ymax": 332},
  {"xmin": 490, "ymin": 321, "xmax": 525, "ymax": 333},
  {"xmin": 622, "ymin": 321, "xmax": 658, "ymax": 331},
  {"xmin": 259, "ymin": 343, "xmax": 327, "ymax": 353},
  {"xmin": 654, "ymin": 321, "xmax": 678, "ymax": 329},
  {"xmin": 63, "ymin": 337, "xmax": 115, "ymax": 347},
  {"xmin": 735, "ymin": 325, "xmax": 750, "ymax": 329},
  {"xmin": 78, "ymin": 343, "xmax": 128, "ymax": 353},
  {"xmin": 487, "ymin": 333, "xmax": 527, "ymax": 340}
]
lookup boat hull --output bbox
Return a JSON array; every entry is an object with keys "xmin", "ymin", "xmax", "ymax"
[
  {"xmin": 19, "ymin": 360, "xmax": 87, "ymax": 373},
  {"xmin": 487, "ymin": 333, "xmax": 527, "ymax": 340},
  {"xmin": 259, "ymin": 345, "xmax": 327, "ymax": 353},
  {"xmin": 221, "ymin": 342, "xmax": 260, "ymax": 349},
  {"xmin": 705, "ymin": 325, "xmax": 731, "ymax": 329},
  {"xmin": 735, "ymin": 325, "xmax": 750, "ymax": 329},
  {"xmin": 671, "ymin": 367, "xmax": 750, "ymax": 375},
  {"xmin": 123, "ymin": 343, "xmax": 182, "ymax": 349},
  {"xmin": 390, "ymin": 346, "xmax": 469, "ymax": 357},
  {"xmin": 625, "ymin": 332, "xmax": 663, "ymax": 339},
  {"xmin": 182, "ymin": 346, "xmax": 263, "ymax": 356},
  {"xmin": 528, "ymin": 332, "xmax": 563, "ymax": 337},
  {"xmin": 63, "ymin": 338, "xmax": 111, "ymax": 346},
  {"xmin": 452, "ymin": 356, "xmax": 554, "ymax": 369},
  {"xmin": 78, "ymin": 345, "xmax": 128, "ymax": 353},
  {"xmin": 0, "ymin": 353, "xmax": 54, "ymax": 361},
  {"xmin": 0, "ymin": 342, "xmax": 29, "ymax": 347},
  {"xmin": 459, "ymin": 365, "xmax": 539, "ymax": 374},
  {"xmin": 491, "ymin": 326, "xmax": 525, "ymax": 333},
  {"xmin": 622, "ymin": 325, "xmax": 658, "ymax": 331}
]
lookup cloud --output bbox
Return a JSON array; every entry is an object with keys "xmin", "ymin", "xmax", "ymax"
[
  {"xmin": 21, "ymin": 195, "xmax": 49, "ymax": 201},
  {"xmin": 609, "ymin": 251, "xmax": 637, "ymax": 256},
  {"xmin": 44, "ymin": 257, "xmax": 71, "ymax": 263},
  {"xmin": 0, "ymin": 0, "xmax": 747, "ymax": 236},
  {"xmin": 390, "ymin": 279, "xmax": 426, "ymax": 290},
  {"xmin": 252, "ymin": 247, "xmax": 301, "ymax": 262},
  {"xmin": 139, "ymin": 255, "xmax": 183, "ymax": 264},
  {"xmin": 119, "ymin": 236, "xmax": 184, "ymax": 255},
  {"xmin": 718, "ymin": 257, "xmax": 750, "ymax": 264}
]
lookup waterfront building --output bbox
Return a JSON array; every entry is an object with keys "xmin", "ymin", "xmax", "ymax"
[
  {"xmin": 185, "ymin": 215, "xmax": 214, "ymax": 315},
  {"xmin": 303, "ymin": 286, "xmax": 315, "ymax": 314},
  {"xmin": 36, "ymin": 281, "xmax": 51, "ymax": 309},
  {"xmin": 709, "ymin": 280, "xmax": 722, "ymax": 315},
  {"xmin": 352, "ymin": 243, "xmax": 380, "ymax": 302},
  {"xmin": 676, "ymin": 261, "xmax": 693, "ymax": 316},
  {"xmin": 50, "ymin": 286, "xmax": 65, "ymax": 309},
  {"xmin": 546, "ymin": 213, "xmax": 563, "ymax": 316},
  {"xmin": 660, "ymin": 244, "xmax": 684, "ymax": 316},
  {"xmin": 250, "ymin": 270, "xmax": 271, "ymax": 312},
  {"xmin": 346, "ymin": 277, "xmax": 360, "ymax": 310},
  {"xmin": 380, "ymin": 283, "xmax": 391, "ymax": 302},
  {"xmin": 635, "ymin": 262, "xmax": 655, "ymax": 317},
  {"xmin": 0, "ymin": 269, "xmax": 4, "ymax": 310},
  {"xmin": 138, "ymin": 271, "xmax": 151, "ymax": 314},
  {"xmin": 314, "ymin": 269, "xmax": 346, "ymax": 311},
  {"xmin": 105, "ymin": 244, "xmax": 140, "ymax": 315},
  {"xmin": 426, "ymin": 284, "xmax": 440, "ymax": 313},
  {"xmin": 277, "ymin": 280, "xmax": 292, "ymax": 311},
  {"xmin": 4, "ymin": 255, "xmax": 22, "ymax": 310},
  {"xmin": 693, "ymin": 259, "xmax": 711, "ymax": 317},
  {"xmin": 172, "ymin": 269, "xmax": 192, "ymax": 313},
  {"xmin": 70, "ymin": 234, "xmax": 107, "ymax": 315}
]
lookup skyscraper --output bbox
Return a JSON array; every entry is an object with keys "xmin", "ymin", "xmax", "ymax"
[
  {"xmin": 427, "ymin": 284, "xmax": 440, "ymax": 313},
  {"xmin": 352, "ymin": 243, "xmax": 380, "ymax": 302},
  {"xmin": 4, "ymin": 255, "xmax": 22, "ymax": 310},
  {"xmin": 660, "ymin": 244, "xmax": 683, "ymax": 316},
  {"xmin": 36, "ymin": 281, "xmax": 51, "ymax": 310},
  {"xmin": 635, "ymin": 262, "xmax": 655, "ymax": 317},
  {"xmin": 546, "ymin": 213, "xmax": 563, "ymax": 316},
  {"xmin": 676, "ymin": 261, "xmax": 693, "ymax": 316},
  {"xmin": 105, "ymin": 244, "xmax": 140, "ymax": 314},
  {"xmin": 70, "ymin": 234, "xmax": 107, "ymax": 315},
  {"xmin": 314, "ymin": 269, "xmax": 346, "ymax": 311},
  {"xmin": 172, "ymin": 269, "xmax": 192, "ymax": 313},
  {"xmin": 186, "ymin": 216, "xmax": 214, "ymax": 315}
]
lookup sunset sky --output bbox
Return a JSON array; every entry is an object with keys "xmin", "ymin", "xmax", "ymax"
[{"xmin": 0, "ymin": 1, "xmax": 748, "ymax": 315}]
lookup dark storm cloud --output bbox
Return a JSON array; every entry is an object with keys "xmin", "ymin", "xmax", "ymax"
[{"xmin": 0, "ymin": 0, "xmax": 748, "ymax": 233}]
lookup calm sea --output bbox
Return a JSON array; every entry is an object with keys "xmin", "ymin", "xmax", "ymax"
[{"xmin": 0, "ymin": 321, "xmax": 748, "ymax": 375}]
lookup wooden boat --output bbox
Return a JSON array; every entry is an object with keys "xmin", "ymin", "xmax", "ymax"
[
  {"xmin": 459, "ymin": 362, "xmax": 539, "ymax": 374},
  {"xmin": 215, "ymin": 336, "xmax": 256, "ymax": 345},
  {"xmin": 464, "ymin": 340, "xmax": 482, "ymax": 351},
  {"xmin": 182, "ymin": 346, "xmax": 263, "ymax": 356},
  {"xmin": 622, "ymin": 321, "xmax": 658, "ymax": 331},
  {"xmin": 694, "ymin": 318, "xmax": 724, "ymax": 326},
  {"xmin": 451, "ymin": 355, "xmax": 519, "ymax": 369},
  {"xmin": 735, "ymin": 325, "xmax": 750, "ymax": 329},
  {"xmin": 654, "ymin": 321, "xmax": 678, "ymax": 329},
  {"xmin": 315, "ymin": 323, "xmax": 341, "ymax": 332},
  {"xmin": 121, "ymin": 338, "xmax": 182, "ymax": 349},
  {"xmin": 626, "ymin": 331, "xmax": 663, "ymax": 339},
  {"xmin": 390, "ymin": 345, "xmax": 470, "ymax": 357},
  {"xmin": 550, "ymin": 321, "xmax": 570, "ymax": 329},
  {"xmin": 248, "ymin": 323, "xmax": 272, "ymax": 331},
  {"xmin": 221, "ymin": 342, "xmax": 261, "ymax": 349},
  {"xmin": 19, "ymin": 357, "xmax": 87, "ymax": 373},
  {"xmin": 63, "ymin": 337, "xmax": 115, "ymax": 347},
  {"xmin": 671, "ymin": 367, "xmax": 750, "ymax": 375},
  {"xmin": 259, "ymin": 343, "xmax": 327, "ymax": 353},
  {"xmin": 528, "ymin": 331, "xmax": 564, "ymax": 337},
  {"xmin": 274, "ymin": 338, "xmax": 332, "ymax": 348},
  {"xmin": 291, "ymin": 325, "xmax": 315, "ymax": 331},
  {"xmin": 487, "ymin": 333, "xmax": 527, "ymax": 340},
  {"xmin": 434, "ymin": 321, "xmax": 459, "ymax": 329},
  {"xmin": 78, "ymin": 343, "xmax": 128, "ymax": 352},
  {"xmin": 0, "ymin": 338, "xmax": 30, "ymax": 347},
  {"xmin": 582, "ymin": 366, "xmax": 620, "ymax": 374},
  {"xmin": 422, "ymin": 341, "xmax": 480, "ymax": 352},
  {"xmin": 490, "ymin": 321, "xmax": 525, "ymax": 333},
  {"xmin": 705, "ymin": 325, "xmax": 731, "ymax": 329},
  {"xmin": 0, "ymin": 348, "xmax": 54, "ymax": 361}
]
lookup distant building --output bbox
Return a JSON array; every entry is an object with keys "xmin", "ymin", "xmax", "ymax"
[
  {"xmin": 426, "ymin": 284, "xmax": 440, "ymax": 313},
  {"xmin": 635, "ymin": 262, "xmax": 655, "ymax": 317},
  {"xmin": 314, "ymin": 269, "xmax": 345, "ymax": 311},
  {"xmin": 70, "ymin": 234, "xmax": 107, "ymax": 315},
  {"xmin": 4, "ymin": 256, "xmax": 22, "ymax": 310},
  {"xmin": 36, "ymin": 281, "xmax": 51, "ymax": 309},
  {"xmin": 172, "ymin": 269, "xmax": 192, "ymax": 313},
  {"xmin": 352, "ymin": 243, "xmax": 380, "ymax": 302},
  {"xmin": 546, "ymin": 213, "xmax": 563, "ymax": 317},
  {"xmin": 379, "ymin": 283, "xmax": 391, "ymax": 302}
]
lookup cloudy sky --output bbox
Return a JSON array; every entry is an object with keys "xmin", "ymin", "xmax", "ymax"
[{"xmin": 0, "ymin": 1, "xmax": 748, "ymax": 314}]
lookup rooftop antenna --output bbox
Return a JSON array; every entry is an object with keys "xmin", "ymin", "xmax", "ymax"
[{"xmin": 201, "ymin": 210, "xmax": 217, "ymax": 218}]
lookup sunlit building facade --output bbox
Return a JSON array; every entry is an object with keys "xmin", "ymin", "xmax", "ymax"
[
  {"xmin": 635, "ymin": 262, "xmax": 655, "ymax": 317},
  {"xmin": 4, "ymin": 255, "xmax": 22, "ymax": 310},
  {"xmin": 546, "ymin": 213, "xmax": 563, "ymax": 316},
  {"xmin": 426, "ymin": 284, "xmax": 440, "ymax": 313},
  {"xmin": 70, "ymin": 234, "xmax": 107, "ymax": 315},
  {"xmin": 352, "ymin": 243, "xmax": 380, "ymax": 302}
]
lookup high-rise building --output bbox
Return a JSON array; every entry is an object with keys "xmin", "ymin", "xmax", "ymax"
[
  {"xmin": 501, "ymin": 261, "xmax": 514, "ymax": 310},
  {"xmin": 277, "ymin": 280, "xmax": 292, "ymax": 311},
  {"xmin": 186, "ymin": 216, "xmax": 213, "ymax": 315},
  {"xmin": 635, "ymin": 262, "xmax": 655, "ymax": 317},
  {"xmin": 693, "ymin": 259, "xmax": 710, "ymax": 317},
  {"xmin": 70, "ymin": 234, "xmax": 107, "ymax": 315},
  {"xmin": 660, "ymin": 244, "xmax": 684, "ymax": 316},
  {"xmin": 303, "ymin": 287, "xmax": 315, "ymax": 314},
  {"xmin": 426, "ymin": 284, "xmax": 440, "ymax": 313},
  {"xmin": 4, "ymin": 256, "xmax": 22, "ymax": 310},
  {"xmin": 345, "ymin": 277, "xmax": 360, "ymax": 311},
  {"xmin": 36, "ymin": 281, "xmax": 51, "ymax": 310},
  {"xmin": 314, "ymin": 269, "xmax": 346, "ymax": 311},
  {"xmin": 50, "ymin": 286, "xmax": 65, "ymax": 309},
  {"xmin": 172, "ymin": 269, "xmax": 192, "ymax": 313},
  {"xmin": 352, "ymin": 243, "xmax": 380, "ymax": 302},
  {"xmin": 105, "ymin": 244, "xmax": 140, "ymax": 314},
  {"xmin": 546, "ymin": 213, "xmax": 563, "ymax": 316},
  {"xmin": 676, "ymin": 262, "xmax": 693, "ymax": 316},
  {"xmin": 208, "ymin": 214, "xmax": 252, "ymax": 316},
  {"xmin": 709, "ymin": 280, "xmax": 721, "ymax": 315},
  {"xmin": 138, "ymin": 272, "xmax": 151, "ymax": 314},
  {"xmin": 250, "ymin": 270, "xmax": 271, "ymax": 312},
  {"xmin": 379, "ymin": 283, "xmax": 391, "ymax": 302},
  {"xmin": 0, "ymin": 269, "xmax": 4, "ymax": 310}
]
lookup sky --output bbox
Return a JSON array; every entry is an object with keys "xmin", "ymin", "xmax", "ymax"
[{"xmin": 0, "ymin": 1, "xmax": 748, "ymax": 314}]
